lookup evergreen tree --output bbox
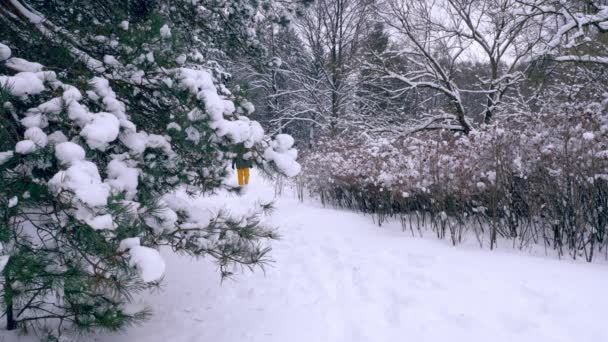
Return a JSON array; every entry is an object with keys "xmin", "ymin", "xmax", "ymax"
[{"xmin": 0, "ymin": 0, "xmax": 301, "ymax": 339}]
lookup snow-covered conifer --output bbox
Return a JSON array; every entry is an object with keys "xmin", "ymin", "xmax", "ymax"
[{"xmin": 0, "ymin": 0, "xmax": 301, "ymax": 338}]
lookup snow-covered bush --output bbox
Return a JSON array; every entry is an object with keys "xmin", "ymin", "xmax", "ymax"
[
  {"xmin": 0, "ymin": 0, "xmax": 300, "ymax": 338},
  {"xmin": 299, "ymin": 94, "xmax": 608, "ymax": 261}
]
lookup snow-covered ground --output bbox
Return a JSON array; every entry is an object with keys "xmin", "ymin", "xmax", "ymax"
[{"xmin": 4, "ymin": 171, "xmax": 608, "ymax": 342}]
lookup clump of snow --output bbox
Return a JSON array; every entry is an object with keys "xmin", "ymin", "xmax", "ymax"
[
  {"xmin": 106, "ymin": 159, "xmax": 139, "ymax": 200},
  {"xmin": 49, "ymin": 161, "xmax": 110, "ymax": 207},
  {"xmin": 144, "ymin": 201, "xmax": 178, "ymax": 233},
  {"xmin": 8, "ymin": 196, "xmax": 18, "ymax": 208},
  {"xmin": 67, "ymin": 100, "xmax": 92, "ymax": 128},
  {"xmin": 62, "ymin": 85, "xmax": 82, "ymax": 103},
  {"xmin": 160, "ymin": 24, "xmax": 172, "ymax": 39},
  {"xmin": 24, "ymin": 127, "xmax": 48, "ymax": 147},
  {"xmin": 103, "ymin": 55, "xmax": 121, "ymax": 67},
  {"xmin": 119, "ymin": 20, "xmax": 129, "ymax": 30},
  {"xmin": 85, "ymin": 214, "xmax": 114, "ymax": 230},
  {"xmin": 269, "ymin": 56, "xmax": 282, "ymax": 68},
  {"xmin": 129, "ymin": 245, "xmax": 166, "ymax": 282},
  {"xmin": 174, "ymin": 68, "xmax": 230, "ymax": 121},
  {"xmin": 583, "ymin": 132, "xmax": 595, "ymax": 140},
  {"xmin": 264, "ymin": 149, "xmax": 301, "ymax": 177},
  {"xmin": 80, "ymin": 113, "xmax": 120, "ymax": 150},
  {"xmin": 55, "ymin": 142, "xmax": 86, "ymax": 165},
  {"xmin": 145, "ymin": 52, "xmax": 155, "ymax": 63},
  {"xmin": 0, "ymin": 72, "xmax": 47, "ymax": 97},
  {"xmin": 119, "ymin": 237, "xmax": 141, "ymax": 252},
  {"xmin": 162, "ymin": 77, "xmax": 173, "ymax": 88},
  {"xmin": 241, "ymin": 100, "xmax": 255, "ymax": 114},
  {"xmin": 173, "ymin": 67, "xmax": 301, "ymax": 178},
  {"xmin": 0, "ymin": 43, "xmax": 11, "ymax": 62},
  {"xmin": 15, "ymin": 140, "xmax": 37, "ymax": 154},
  {"xmin": 187, "ymin": 108, "xmax": 204, "ymax": 122},
  {"xmin": 274, "ymin": 134, "xmax": 294, "ymax": 153},
  {"xmin": 20, "ymin": 113, "xmax": 48, "ymax": 129},
  {"xmin": 118, "ymin": 237, "xmax": 166, "ymax": 282},
  {"xmin": 0, "ymin": 255, "xmax": 9, "ymax": 273},
  {"xmin": 175, "ymin": 55, "xmax": 187, "ymax": 65},
  {"xmin": 48, "ymin": 131, "xmax": 68, "ymax": 145},
  {"xmin": 264, "ymin": 134, "xmax": 301, "ymax": 177},
  {"xmin": 0, "ymin": 151, "xmax": 14, "ymax": 165},
  {"xmin": 216, "ymin": 118, "xmax": 264, "ymax": 147},
  {"xmin": 89, "ymin": 77, "xmax": 134, "ymax": 131},
  {"xmin": 33, "ymin": 97, "xmax": 63, "ymax": 115},
  {"xmin": 5, "ymin": 57, "xmax": 44, "ymax": 72},
  {"xmin": 120, "ymin": 131, "xmax": 174, "ymax": 157},
  {"xmin": 185, "ymin": 126, "xmax": 201, "ymax": 144},
  {"xmin": 120, "ymin": 132, "xmax": 150, "ymax": 155},
  {"xmin": 167, "ymin": 122, "xmax": 182, "ymax": 131},
  {"xmin": 75, "ymin": 51, "xmax": 105, "ymax": 73},
  {"xmin": 174, "ymin": 68, "xmax": 268, "ymax": 147}
]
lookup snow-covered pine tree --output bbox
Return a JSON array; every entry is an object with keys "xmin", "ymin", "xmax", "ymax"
[{"xmin": 0, "ymin": 0, "xmax": 301, "ymax": 339}]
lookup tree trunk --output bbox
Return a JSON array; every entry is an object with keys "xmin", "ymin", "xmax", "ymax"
[
  {"xmin": 5, "ymin": 281, "xmax": 16, "ymax": 330},
  {"xmin": 484, "ymin": 63, "xmax": 499, "ymax": 124}
]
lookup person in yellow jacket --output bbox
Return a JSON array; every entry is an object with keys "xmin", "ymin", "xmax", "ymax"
[{"xmin": 232, "ymin": 144, "xmax": 253, "ymax": 186}]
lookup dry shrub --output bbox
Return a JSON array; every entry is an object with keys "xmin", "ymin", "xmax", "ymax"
[{"xmin": 299, "ymin": 100, "xmax": 608, "ymax": 261}]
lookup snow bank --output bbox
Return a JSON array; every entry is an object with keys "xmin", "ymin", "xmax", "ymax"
[{"xmin": 87, "ymin": 174, "xmax": 608, "ymax": 342}]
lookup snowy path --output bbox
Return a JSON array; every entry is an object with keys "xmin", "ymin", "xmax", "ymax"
[
  {"xmin": 3, "ymin": 174, "xmax": 606, "ymax": 342},
  {"xmin": 94, "ymin": 175, "xmax": 608, "ymax": 342}
]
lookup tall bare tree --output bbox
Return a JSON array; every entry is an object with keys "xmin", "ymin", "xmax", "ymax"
[
  {"xmin": 371, "ymin": 0, "xmax": 608, "ymax": 134},
  {"xmin": 297, "ymin": 0, "xmax": 373, "ymax": 134}
]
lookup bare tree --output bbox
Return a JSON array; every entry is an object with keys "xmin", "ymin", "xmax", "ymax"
[
  {"xmin": 296, "ymin": 0, "xmax": 373, "ymax": 134},
  {"xmin": 371, "ymin": 0, "xmax": 608, "ymax": 134},
  {"xmin": 517, "ymin": 0, "xmax": 608, "ymax": 63}
]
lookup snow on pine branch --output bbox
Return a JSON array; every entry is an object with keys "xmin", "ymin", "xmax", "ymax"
[
  {"xmin": 0, "ymin": 45, "xmax": 297, "ymax": 285},
  {"xmin": 0, "ymin": 0, "xmax": 303, "ymax": 337},
  {"xmin": 172, "ymin": 66, "xmax": 301, "ymax": 177}
]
